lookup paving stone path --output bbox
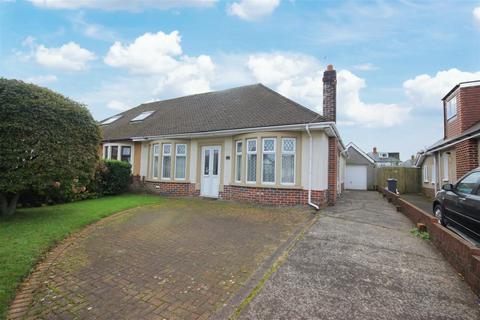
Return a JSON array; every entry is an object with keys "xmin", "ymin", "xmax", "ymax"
[{"xmin": 12, "ymin": 198, "xmax": 311, "ymax": 320}]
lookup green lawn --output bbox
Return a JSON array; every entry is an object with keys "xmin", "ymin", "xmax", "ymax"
[{"xmin": 0, "ymin": 194, "xmax": 163, "ymax": 318}]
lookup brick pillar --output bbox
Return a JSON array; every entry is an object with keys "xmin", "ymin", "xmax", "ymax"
[
  {"xmin": 323, "ymin": 64, "xmax": 337, "ymax": 122},
  {"xmin": 455, "ymin": 139, "xmax": 479, "ymax": 178},
  {"xmin": 328, "ymin": 137, "xmax": 338, "ymax": 205}
]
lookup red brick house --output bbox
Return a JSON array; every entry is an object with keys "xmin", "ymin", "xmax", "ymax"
[
  {"xmin": 99, "ymin": 65, "xmax": 346, "ymax": 208},
  {"xmin": 417, "ymin": 80, "xmax": 480, "ymax": 197}
]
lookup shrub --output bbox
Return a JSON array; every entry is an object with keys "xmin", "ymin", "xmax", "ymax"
[
  {"xmin": 89, "ymin": 160, "xmax": 132, "ymax": 196},
  {"xmin": 0, "ymin": 79, "xmax": 101, "ymax": 216}
]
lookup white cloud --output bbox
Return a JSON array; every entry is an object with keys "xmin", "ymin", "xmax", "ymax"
[
  {"xmin": 24, "ymin": 74, "xmax": 58, "ymax": 85},
  {"xmin": 107, "ymin": 99, "xmax": 129, "ymax": 111},
  {"xmin": 104, "ymin": 30, "xmax": 215, "ymax": 96},
  {"xmin": 338, "ymin": 70, "xmax": 410, "ymax": 127},
  {"xmin": 70, "ymin": 12, "xmax": 117, "ymax": 41},
  {"xmin": 28, "ymin": 0, "xmax": 217, "ymax": 11},
  {"xmin": 35, "ymin": 42, "xmax": 96, "ymax": 71},
  {"xmin": 228, "ymin": 0, "xmax": 280, "ymax": 21},
  {"xmin": 353, "ymin": 63, "xmax": 378, "ymax": 71},
  {"xmin": 403, "ymin": 68, "xmax": 480, "ymax": 108},
  {"xmin": 104, "ymin": 31, "xmax": 183, "ymax": 74},
  {"xmin": 473, "ymin": 6, "xmax": 480, "ymax": 26},
  {"xmin": 246, "ymin": 52, "xmax": 410, "ymax": 127}
]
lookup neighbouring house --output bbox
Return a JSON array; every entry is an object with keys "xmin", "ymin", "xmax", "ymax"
[
  {"xmin": 367, "ymin": 147, "xmax": 402, "ymax": 167},
  {"xmin": 416, "ymin": 80, "xmax": 480, "ymax": 198},
  {"xmin": 401, "ymin": 155, "xmax": 417, "ymax": 167},
  {"xmin": 99, "ymin": 65, "xmax": 346, "ymax": 208},
  {"xmin": 345, "ymin": 142, "xmax": 375, "ymax": 190}
]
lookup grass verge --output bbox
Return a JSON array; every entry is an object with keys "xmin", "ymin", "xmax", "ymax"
[{"xmin": 0, "ymin": 194, "xmax": 163, "ymax": 318}]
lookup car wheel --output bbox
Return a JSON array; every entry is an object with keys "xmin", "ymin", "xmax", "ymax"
[{"xmin": 434, "ymin": 205, "xmax": 447, "ymax": 227}]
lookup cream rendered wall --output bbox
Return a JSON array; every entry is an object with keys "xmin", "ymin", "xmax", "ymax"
[
  {"xmin": 223, "ymin": 137, "xmax": 233, "ymax": 186},
  {"xmin": 189, "ymin": 140, "xmax": 198, "ymax": 183},
  {"xmin": 301, "ymin": 131, "xmax": 329, "ymax": 190}
]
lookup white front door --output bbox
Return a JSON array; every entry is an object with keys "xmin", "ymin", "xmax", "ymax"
[
  {"xmin": 201, "ymin": 146, "xmax": 221, "ymax": 198},
  {"xmin": 346, "ymin": 165, "xmax": 368, "ymax": 190}
]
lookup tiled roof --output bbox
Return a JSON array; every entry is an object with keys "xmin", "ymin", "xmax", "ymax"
[{"xmin": 100, "ymin": 84, "xmax": 325, "ymax": 141}]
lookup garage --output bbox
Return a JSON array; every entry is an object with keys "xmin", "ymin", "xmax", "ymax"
[{"xmin": 346, "ymin": 164, "xmax": 368, "ymax": 190}]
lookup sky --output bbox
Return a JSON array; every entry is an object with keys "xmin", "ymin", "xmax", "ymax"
[{"xmin": 1, "ymin": 0, "xmax": 480, "ymax": 160}]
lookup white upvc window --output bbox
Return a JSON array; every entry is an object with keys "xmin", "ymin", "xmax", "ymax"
[
  {"xmin": 162, "ymin": 144, "xmax": 172, "ymax": 179},
  {"xmin": 431, "ymin": 161, "xmax": 436, "ymax": 185},
  {"xmin": 281, "ymin": 138, "xmax": 296, "ymax": 185},
  {"xmin": 103, "ymin": 145, "xmax": 109, "ymax": 159},
  {"xmin": 443, "ymin": 154, "xmax": 449, "ymax": 181},
  {"xmin": 262, "ymin": 138, "xmax": 276, "ymax": 184},
  {"xmin": 446, "ymin": 96, "xmax": 457, "ymax": 120},
  {"xmin": 152, "ymin": 144, "xmax": 160, "ymax": 179},
  {"xmin": 423, "ymin": 165, "xmax": 429, "ymax": 183},
  {"xmin": 235, "ymin": 141, "xmax": 242, "ymax": 183},
  {"xmin": 175, "ymin": 144, "xmax": 187, "ymax": 180},
  {"xmin": 246, "ymin": 139, "xmax": 257, "ymax": 183}
]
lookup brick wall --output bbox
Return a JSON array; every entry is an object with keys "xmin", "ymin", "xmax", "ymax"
[
  {"xmin": 421, "ymin": 187, "xmax": 435, "ymax": 199},
  {"xmin": 445, "ymin": 85, "xmax": 480, "ymax": 139},
  {"xmin": 327, "ymin": 137, "xmax": 338, "ymax": 205},
  {"xmin": 381, "ymin": 189, "xmax": 480, "ymax": 296},
  {"xmin": 455, "ymin": 139, "xmax": 479, "ymax": 178},
  {"xmin": 460, "ymin": 86, "xmax": 480, "ymax": 132},
  {"xmin": 131, "ymin": 176, "xmax": 198, "ymax": 197},
  {"xmin": 220, "ymin": 185, "xmax": 327, "ymax": 207}
]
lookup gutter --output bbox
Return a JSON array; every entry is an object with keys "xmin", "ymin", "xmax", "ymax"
[{"xmin": 305, "ymin": 124, "xmax": 320, "ymax": 210}]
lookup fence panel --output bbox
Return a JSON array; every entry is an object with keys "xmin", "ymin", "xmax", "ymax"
[{"xmin": 376, "ymin": 167, "xmax": 421, "ymax": 194}]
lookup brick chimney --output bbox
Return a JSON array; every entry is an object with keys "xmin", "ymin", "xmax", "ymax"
[
  {"xmin": 323, "ymin": 64, "xmax": 337, "ymax": 122},
  {"xmin": 373, "ymin": 147, "xmax": 377, "ymax": 155}
]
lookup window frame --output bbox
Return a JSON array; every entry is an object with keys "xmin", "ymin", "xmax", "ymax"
[
  {"xmin": 423, "ymin": 165, "xmax": 429, "ymax": 183},
  {"xmin": 431, "ymin": 161, "xmax": 436, "ymax": 185},
  {"xmin": 442, "ymin": 154, "xmax": 449, "ymax": 182},
  {"xmin": 246, "ymin": 139, "xmax": 257, "ymax": 184},
  {"xmin": 235, "ymin": 140, "xmax": 242, "ymax": 183},
  {"xmin": 131, "ymin": 111, "xmax": 154, "ymax": 122},
  {"xmin": 174, "ymin": 143, "xmax": 187, "ymax": 180},
  {"xmin": 446, "ymin": 95, "xmax": 457, "ymax": 121},
  {"xmin": 281, "ymin": 138, "xmax": 296, "ymax": 185},
  {"xmin": 161, "ymin": 143, "xmax": 172, "ymax": 180},
  {"xmin": 261, "ymin": 138, "xmax": 276, "ymax": 185},
  {"xmin": 120, "ymin": 146, "xmax": 132, "ymax": 163},
  {"xmin": 152, "ymin": 143, "xmax": 160, "ymax": 179}
]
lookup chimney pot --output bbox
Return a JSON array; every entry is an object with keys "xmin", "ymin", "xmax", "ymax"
[
  {"xmin": 327, "ymin": 64, "xmax": 334, "ymax": 71},
  {"xmin": 373, "ymin": 147, "xmax": 377, "ymax": 154}
]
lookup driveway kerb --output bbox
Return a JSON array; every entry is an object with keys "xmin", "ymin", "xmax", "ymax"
[{"xmin": 212, "ymin": 211, "xmax": 318, "ymax": 320}]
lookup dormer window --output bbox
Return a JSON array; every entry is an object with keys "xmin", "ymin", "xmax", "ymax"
[
  {"xmin": 101, "ymin": 115, "xmax": 122, "ymax": 125},
  {"xmin": 446, "ymin": 96, "xmax": 457, "ymax": 120},
  {"xmin": 131, "ymin": 111, "xmax": 154, "ymax": 122}
]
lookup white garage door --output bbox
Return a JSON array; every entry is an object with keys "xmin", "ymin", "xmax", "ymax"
[{"xmin": 346, "ymin": 165, "xmax": 367, "ymax": 190}]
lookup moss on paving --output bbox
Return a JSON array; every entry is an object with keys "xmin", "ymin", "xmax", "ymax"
[{"xmin": 0, "ymin": 194, "xmax": 163, "ymax": 319}]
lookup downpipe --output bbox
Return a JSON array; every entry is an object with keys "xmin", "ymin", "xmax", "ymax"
[{"xmin": 306, "ymin": 124, "xmax": 320, "ymax": 210}]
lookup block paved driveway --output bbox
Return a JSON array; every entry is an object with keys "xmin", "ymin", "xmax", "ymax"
[
  {"xmin": 20, "ymin": 198, "xmax": 312, "ymax": 319},
  {"xmin": 240, "ymin": 191, "xmax": 480, "ymax": 320}
]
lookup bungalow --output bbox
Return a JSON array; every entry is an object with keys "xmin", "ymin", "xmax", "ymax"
[
  {"xmin": 416, "ymin": 80, "xmax": 480, "ymax": 198},
  {"xmin": 99, "ymin": 65, "xmax": 346, "ymax": 208}
]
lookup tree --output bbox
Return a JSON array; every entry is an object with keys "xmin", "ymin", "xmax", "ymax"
[{"xmin": 0, "ymin": 79, "xmax": 101, "ymax": 217}]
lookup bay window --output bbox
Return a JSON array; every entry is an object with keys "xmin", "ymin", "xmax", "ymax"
[
  {"xmin": 262, "ymin": 138, "xmax": 276, "ymax": 184},
  {"xmin": 175, "ymin": 144, "xmax": 187, "ymax": 180},
  {"xmin": 152, "ymin": 144, "xmax": 159, "ymax": 179},
  {"xmin": 121, "ymin": 146, "xmax": 131, "ymax": 163},
  {"xmin": 246, "ymin": 139, "xmax": 257, "ymax": 183},
  {"xmin": 235, "ymin": 141, "xmax": 242, "ymax": 182},
  {"xmin": 111, "ymin": 146, "xmax": 118, "ymax": 161},
  {"xmin": 281, "ymin": 138, "xmax": 296, "ymax": 184},
  {"xmin": 162, "ymin": 144, "xmax": 172, "ymax": 179}
]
